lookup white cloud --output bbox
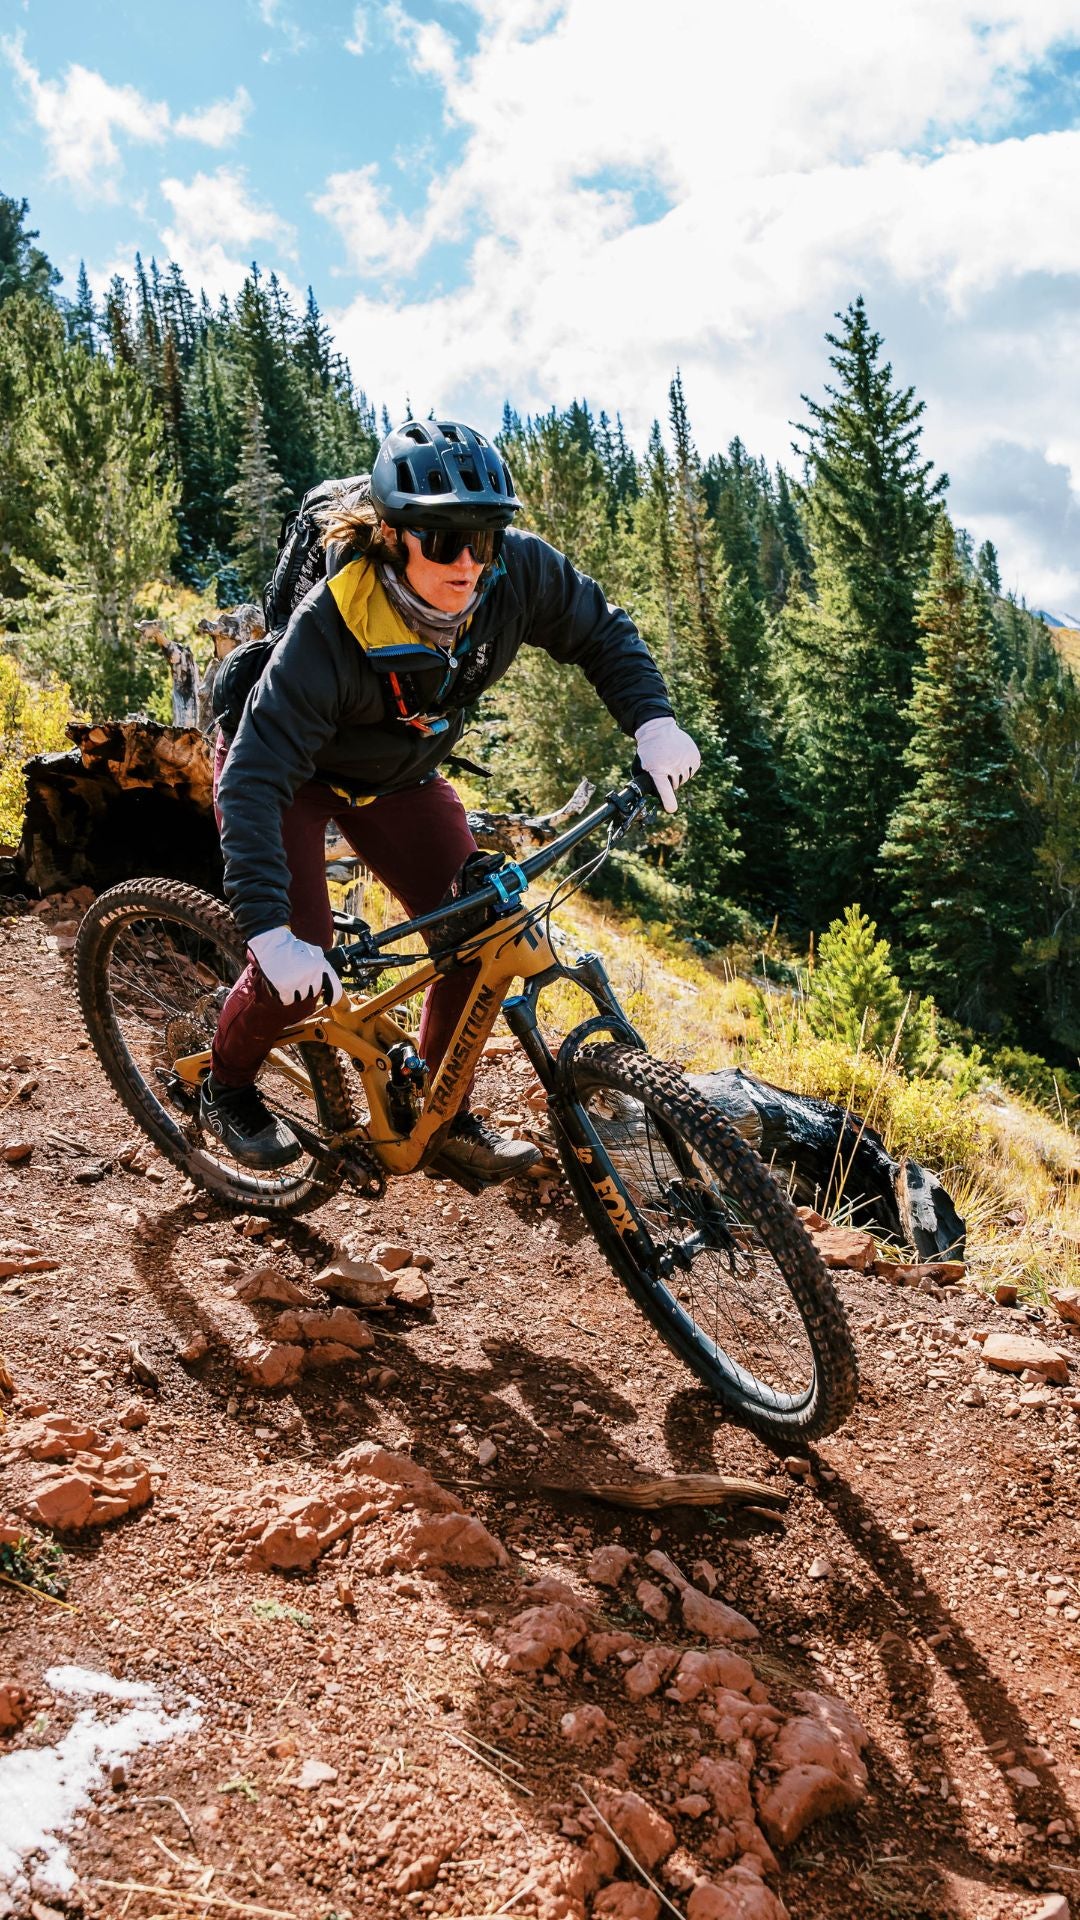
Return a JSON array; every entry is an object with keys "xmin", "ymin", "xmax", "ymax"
[
  {"xmin": 315, "ymin": 0, "xmax": 1080, "ymax": 604},
  {"xmin": 174, "ymin": 86, "xmax": 252, "ymax": 149},
  {"xmin": 383, "ymin": 0, "xmax": 458, "ymax": 87},
  {"xmin": 257, "ymin": 0, "xmax": 309, "ymax": 58},
  {"xmin": 345, "ymin": 6, "xmax": 368, "ymax": 57},
  {"xmin": 3, "ymin": 30, "xmax": 169, "ymax": 200},
  {"xmin": 160, "ymin": 166, "xmax": 297, "ymax": 300}
]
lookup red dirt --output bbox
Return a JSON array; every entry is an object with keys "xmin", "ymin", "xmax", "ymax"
[{"xmin": 1, "ymin": 900, "xmax": 1079, "ymax": 1919}]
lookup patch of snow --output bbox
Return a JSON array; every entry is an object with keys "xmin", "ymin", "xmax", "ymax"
[
  {"xmin": 46, "ymin": 1664, "xmax": 161, "ymax": 1704},
  {"xmin": 0, "ymin": 1667, "xmax": 200, "ymax": 1907}
]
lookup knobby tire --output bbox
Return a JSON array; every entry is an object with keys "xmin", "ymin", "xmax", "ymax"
[
  {"xmin": 75, "ymin": 879, "xmax": 353, "ymax": 1216},
  {"xmin": 555, "ymin": 1042, "xmax": 857, "ymax": 1442}
]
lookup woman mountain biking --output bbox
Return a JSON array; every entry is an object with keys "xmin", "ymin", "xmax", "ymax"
[{"xmin": 202, "ymin": 417, "xmax": 701, "ymax": 1181}]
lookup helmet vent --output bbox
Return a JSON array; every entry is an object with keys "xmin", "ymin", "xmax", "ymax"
[
  {"xmin": 459, "ymin": 462, "xmax": 482, "ymax": 492},
  {"xmin": 487, "ymin": 468, "xmax": 500, "ymax": 489},
  {"xmin": 404, "ymin": 425, "xmax": 429, "ymax": 444},
  {"xmin": 395, "ymin": 460, "xmax": 416, "ymax": 493},
  {"xmin": 427, "ymin": 469, "xmax": 447, "ymax": 492},
  {"xmin": 442, "ymin": 423, "xmax": 461, "ymax": 442}
]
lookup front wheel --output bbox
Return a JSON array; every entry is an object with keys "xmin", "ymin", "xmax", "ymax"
[
  {"xmin": 553, "ymin": 1043, "xmax": 857, "ymax": 1443},
  {"xmin": 75, "ymin": 879, "xmax": 354, "ymax": 1216}
]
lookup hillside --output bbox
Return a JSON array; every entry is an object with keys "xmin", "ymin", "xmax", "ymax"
[{"xmin": 2, "ymin": 889, "xmax": 1080, "ymax": 1920}]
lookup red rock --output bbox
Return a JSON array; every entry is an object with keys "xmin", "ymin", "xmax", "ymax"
[
  {"xmin": 586, "ymin": 1544, "xmax": 634, "ymax": 1587},
  {"xmin": 807, "ymin": 1225, "xmax": 875, "ymax": 1272},
  {"xmin": 597, "ymin": 1790, "xmax": 676, "ymax": 1871},
  {"xmin": 234, "ymin": 1267, "xmax": 308, "ymax": 1305},
  {"xmin": 681, "ymin": 1584, "xmax": 758, "ymax": 1643},
  {"xmin": 0, "ymin": 1253, "xmax": 58, "ymax": 1278},
  {"xmin": 636, "ymin": 1578, "xmax": 669, "ymax": 1623},
  {"xmin": 238, "ymin": 1341, "xmax": 306, "ymax": 1388},
  {"xmin": 30, "ymin": 1471, "xmax": 95, "ymax": 1530},
  {"xmin": 496, "ymin": 1602, "xmax": 589, "ymax": 1671},
  {"xmin": 525, "ymin": 1574, "xmax": 579, "ymax": 1606},
  {"xmin": 272, "ymin": 1307, "xmax": 374, "ymax": 1351},
  {"xmin": 394, "ymin": 1854, "xmax": 442, "ymax": 1894},
  {"xmin": 0, "ymin": 1142, "xmax": 33, "ymax": 1164},
  {"xmin": 0, "ymin": 1681, "xmax": 31, "ymax": 1732},
  {"xmin": 370, "ymin": 1242, "xmax": 414, "ymax": 1272},
  {"xmin": 757, "ymin": 1691, "xmax": 868, "ymax": 1848},
  {"xmin": 668, "ymin": 1648, "xmax": 756, "ymax": 1702},
  {"xmin": 687, "ymin": 1877, "xmax": 789, "ymax": 1920},
  {"xmin": 118, "ymin": 1401, "xmax": 150, "ymax": 1430},
  {"xmin": 559, "ymin": 1705, "xmax": 611, "ymax": 1747},
  {"xmin": 585, "ymin": 1630, "xmax": 642, "ymax": 1664},
  {"xmin": 389, "ymin": 1267, "xmax": 433, "ymax": 1310},
  {"xmin": 315, "ymin": 1253, "xmax": 395, "ymax": 1305},
  {"xmin": 756, "ymin": 1764, "xmax": 858, "ymax": 1849},
  {"xmin": 877, "ymin": 1260, "xmax": 966, "ymax": 1286},
  {"xmin": 23, "ymin": 1414, "xmax": 102, "ymax": 1461},
  {"xmin": 303, "ymin": 1341, "xmax": 367, "ymax": 1369},
  {"xmin": 1050, "ymin": 1287, "xmax": 1080, "ymax": 1327},
  {"xmin": 385, "ymin": 1509, "xmax": 508, "ymax": 1572},
  {"xmin": 624, "ymin": 1645, "xmax": 680, "ymax": 1700},
  {"xmin": 593, "ymin": 1886, "xmax": 661, "ymax": 1919},
  {"xmin": 795, "ymin": 1208, "xmax": 827, "ymax": 1230},
  {"xmin": 88, "ymin": 1495, "xmax": 130, "ymax": 1524},
  {"xmin": 179, "ymin": 1332, "xmax": 210, "ymax": 1363},
  {"xmin": 690, "ymin": 1757, "xmax": 755, "ymax": 1827},
  {"xmin": 982, "ymin": 1333, "xmax": 1069, "ymax": 1384}
]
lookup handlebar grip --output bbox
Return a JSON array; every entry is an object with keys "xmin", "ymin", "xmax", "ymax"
[
  {"xmin": 325, "ymin": 947, "xmax": 346, "ymax": 978},
  {"xmin": 631, "ymin": 756, "xmax": 660, "ymax": 801}
]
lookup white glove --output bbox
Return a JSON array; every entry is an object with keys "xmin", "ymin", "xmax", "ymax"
[
  {"xmin": 249, "ymin": 926, "xmax": 344, "ymax": 1006},
  {"xmin": 634, "ymin": 716, "xmax": 701, "ymax": 814}
]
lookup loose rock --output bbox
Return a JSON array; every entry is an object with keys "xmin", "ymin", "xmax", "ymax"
[
  {"xmin": 982, "ymin": 1334, "xmax": 1069, "ymax": 1384},
  {"xmin": 586, "ymin": 1544, "xmax": 635, "ymax": 1588},
  {"xmin": 390, "ymin": 1267, "xmax": 434, "ymax": 1310},
  {"xmin": 314, "ymin": 1253, "xmax": 395, "ymax": 1307}
]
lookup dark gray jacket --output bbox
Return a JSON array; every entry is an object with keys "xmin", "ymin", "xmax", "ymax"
[{"xmin": 218, "ymin": 527, "xmax": 673, "ymax": 940}]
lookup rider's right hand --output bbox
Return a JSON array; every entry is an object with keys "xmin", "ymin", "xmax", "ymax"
[{"xmin": 248, "ymin": 926, "xmax": 345, "ymax": 1006}]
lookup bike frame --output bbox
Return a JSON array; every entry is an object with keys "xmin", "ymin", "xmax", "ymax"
[{"xmin": 169, "ymin": 776, "xmax": 651, "ymax": 1183}]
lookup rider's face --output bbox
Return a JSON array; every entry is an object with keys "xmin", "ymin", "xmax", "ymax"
[{"xmin": 383, "ymin": 524, "xmax": 484, "ymax": 615}]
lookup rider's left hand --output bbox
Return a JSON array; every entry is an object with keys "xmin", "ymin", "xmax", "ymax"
[{"xmin": 634, "ymin": 716, "xmax": 701, "ymax": 813}]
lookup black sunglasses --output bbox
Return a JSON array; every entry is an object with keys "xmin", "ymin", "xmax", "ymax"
[{"xmin": 407, "ymin": 527, "xmax": 504, "ymax": 566}]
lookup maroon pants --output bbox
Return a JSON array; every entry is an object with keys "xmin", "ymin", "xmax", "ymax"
[{"xmin": 211, "ymin": 740, "xmax": 480, "ymax": 1092}]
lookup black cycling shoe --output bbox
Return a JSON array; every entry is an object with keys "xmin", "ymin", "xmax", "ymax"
[
  {"xmin": 198, "ymin": 1073, "xmax": 303, "ymax": 1171},
  {"xmin": 429, "ymin": 1111, "xmax": 540, "ymax": 1188}
]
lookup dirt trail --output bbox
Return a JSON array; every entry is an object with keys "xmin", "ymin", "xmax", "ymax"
[{"xmin": 1, "ymin": 901, "xmax": 1079, "ymax": 1920}]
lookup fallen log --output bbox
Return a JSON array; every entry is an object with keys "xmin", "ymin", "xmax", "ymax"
[{"xmin": 592, "ymin": 1066, "xmax": 964, "ymax": 1262}]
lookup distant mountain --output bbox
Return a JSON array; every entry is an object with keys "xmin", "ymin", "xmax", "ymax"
[{"xmin": 1035, "ymin": 608, "xmax": 1080, "ymax": 629}]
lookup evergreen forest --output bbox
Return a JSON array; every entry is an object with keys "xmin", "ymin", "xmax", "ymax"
[{"xmin": 1, "ymin": 191, "xmax": 1078, "ymax": 1076}]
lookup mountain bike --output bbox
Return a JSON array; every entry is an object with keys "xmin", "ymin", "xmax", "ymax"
[{"xmin": 74, "ymin": 769, "xmax": 857, "ymax": 1442}]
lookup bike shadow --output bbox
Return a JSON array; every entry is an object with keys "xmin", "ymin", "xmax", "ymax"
[{"xmin": 660, "ymin": 1382, "xmax": 1077, "ymax": 1915}]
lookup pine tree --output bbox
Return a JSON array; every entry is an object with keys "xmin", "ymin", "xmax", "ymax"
[
  {"xmin": 976, "ymin": 539, "xmax": 1001, "ymax": 595},
  {"xmin": 1012, "ymin": 650, "xmax": 1080, "ymax": 1051},
  {"xmin": 66, "ymin": 261, "xmax": 97, "ymax": 354},
  {"xmin": 0, "ymin": 195, "xmax": 59, "ymax": 304},
  {"xmin": 226, "ymin": 388, "xmax": 290, "ymax": 595},
  {"xmin": 784, "ymin": 296, "xmax": 947, "ymax": 921},
  {"xmin": 878, "ymin": 517, "xmax": 1028, "ymax": 1029},
  {"xmin": 807, "ymin": 904, "xmax": 934, "ymax": 1066},
  {"xmin": 10, "ymin": 345, "xmax": 178, "ymax": 712}
]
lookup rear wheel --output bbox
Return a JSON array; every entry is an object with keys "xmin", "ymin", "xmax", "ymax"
[
  {"xmin": 75, "ymin": 879, "xmax": 353, "ymax": 1216},
  {"xmin": 555, "ymin": 1043, "xmax": 857, "ymax": 1442}
]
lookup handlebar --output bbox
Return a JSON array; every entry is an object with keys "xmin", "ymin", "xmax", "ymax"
[{"xmin": 330, "ymin": 765, "xmax": 658, "ymax": 972}]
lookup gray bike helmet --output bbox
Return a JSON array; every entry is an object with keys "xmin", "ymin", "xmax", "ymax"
[{"xmin": 371, "ymin": 418, "xmax": 521, "ymax": 530}]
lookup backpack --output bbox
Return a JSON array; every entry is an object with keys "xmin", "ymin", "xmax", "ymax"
[
  {"xmin": 263, "ymin": 472, "xmax": 371, "ymax": 632},
  {"xmin": 211, "ymin": 473, "xmax": 370, "ymax": 740}
]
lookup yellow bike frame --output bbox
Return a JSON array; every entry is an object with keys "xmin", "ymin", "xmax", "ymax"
[{"xmin": 170, "ymin": 894, "xmax": 560, "ymax": 1176}]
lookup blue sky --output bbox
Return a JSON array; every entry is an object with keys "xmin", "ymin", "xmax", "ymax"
[{"xmin": 4, "ymin": 0, "xmax": 1080, "ymax": 609}]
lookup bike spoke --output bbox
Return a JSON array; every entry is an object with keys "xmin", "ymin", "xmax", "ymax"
[{"xmin": 588, "ymin": 1089, "xmax": 816, "ymax": 1403}]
